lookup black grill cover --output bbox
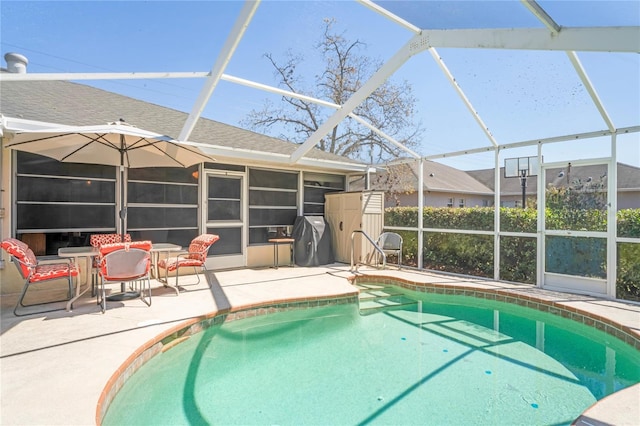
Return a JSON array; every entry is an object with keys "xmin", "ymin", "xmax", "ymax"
[{"xmin": 292, "ymin": 216, "xmax": 334, "ymax": 266}]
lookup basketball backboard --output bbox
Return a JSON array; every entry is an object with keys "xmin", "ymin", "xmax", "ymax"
[{"xmin": 505, "ymin": 156, "xmax": 539, "ymax": 178}]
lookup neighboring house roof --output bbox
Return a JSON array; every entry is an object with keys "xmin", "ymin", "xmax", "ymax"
[
  {"xmin": 0, "ymin": 79, "xmax": 366, "ymax": 171},
  {"xmin": 361, "ymin": 159, "xmax": 494, "ymax": 195},
  {"xmin": 467, "ymin": 163, "xmax": 640, "ymax": 196}
]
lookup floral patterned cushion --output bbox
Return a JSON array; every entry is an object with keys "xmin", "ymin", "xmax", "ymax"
[
  {"xmin": 1, "ymin": 238, "xmax": 37, "ymax": 277},
  {"xmin": 157, "ymin": 257, "xmax": 204, "ymax": 272},
  {"xmin": 1, "ymin": 237, "xmax": 78, "ymax": 281},
  {"xmin": 157, "ymin": 234, "xmax": 219, "ymax": 273},
  {"xmin": 90, "ymin": 233, "xmax": 132, "ymax": 248},
  {"xmin": 186, "ymin": 234, "xmax": 220, "ymax": 262},
  {"xmin": 90, "ymin": 234, "xmax": 132, "ymax": 268},
  {"xmin": 99, "ymin": 240, "xmax": 152, "ymax": 257},
  {"xmin": 31, "ymin": 263, "xmax": 79, "ymax": 283}
]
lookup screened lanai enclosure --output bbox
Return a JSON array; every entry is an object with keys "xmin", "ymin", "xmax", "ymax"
[{"xmin": 1, "ymin": 1, "xmax": 638, "ymax": 302}]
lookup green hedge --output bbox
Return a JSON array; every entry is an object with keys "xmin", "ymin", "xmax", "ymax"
[
  {"xmin": 385, "ymin": 207, "xmax": 640, "ymax": 301},
  {"xmin": 618, "ymin": 208, "xmax": 640, "ymax": 237}
]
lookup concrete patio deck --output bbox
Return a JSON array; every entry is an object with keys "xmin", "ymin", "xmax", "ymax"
[{"xmin": 1, "ymin": 264, "xmax": 638, "ymax": 425}]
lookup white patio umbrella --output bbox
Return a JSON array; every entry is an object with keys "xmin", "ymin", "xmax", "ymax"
[
  {"xmin": 4, "ymin": 119, "xmax": 213, "ymax": 237},
  {"xmin": 4, "ymin": 120, "xmax": 214, "ymax": 299}
]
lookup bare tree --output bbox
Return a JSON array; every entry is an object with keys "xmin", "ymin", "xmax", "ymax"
[{"xmin": 241, "ymin": 18, "xmax": 423, "ymax": 164}]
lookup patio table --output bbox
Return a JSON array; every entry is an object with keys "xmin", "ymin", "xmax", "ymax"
[
  {"xmin": 150, "ymin": 243, "xmax": 183, "ymax": 295},
  {"xmin": 58, "ymin": 246, "xmax": 99, "ymax": 311},
  {"xmin": 58, "ymin": 243, "xmax": 184, "ymax": 309},
  {"xmin": 268, "ymin": 238, "xmax": 295, "ymax": 269}
]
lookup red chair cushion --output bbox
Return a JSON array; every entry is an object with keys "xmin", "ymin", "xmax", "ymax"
[
  {"xmin": 1, "ymin": 238, "xmax": 78, "ymax": 282},
  {"xmin": 157, "ymin": 257, "xmax": 203, "ymax": 273},
  {"xmin": 1, "ymin": 238, "xmax": 38, "ymax": 277},
  {"xmin": 186, "ymin": 234, "xmax": 220, "ymax": 262},
  {"xmin": 31, "ymin": 263, "xmax": 79, "ymax": 283},
  {"xmin": 157, "ymin": 234, "xmax": 219, "ymax": 273},
  {"xmin": 90, "ymin": 233, "xmax": 132, "ymax": 247},
  {"xmin": 99, "ymin": 240, "xmax": 152, "ymax": 257}
]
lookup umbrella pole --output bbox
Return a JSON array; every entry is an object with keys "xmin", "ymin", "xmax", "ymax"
[
  {"xmin": 119, "ymin": 164, "xmax": 127, "ymax": 293},
  {"xmin": 106, "ymin": 140, "xmax": 140, "ymax": 301},
  {"xmin": 119, "ymin": 164, "xmax": 126, "ymax": 242}
]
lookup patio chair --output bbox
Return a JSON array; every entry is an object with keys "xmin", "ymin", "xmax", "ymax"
[
  {"xmin": 1, "ymin": 237, "xmax": 78, "ymax": 316},
  {"xmin": 89, "ymin": 233, "xmax": 132, "ymax": 296},
  {"xmin": 376, "ymin": 232, "xmax": 403, "ymax": 268},
  {"xmin": 97, "ymin": 240, "xmax": 152, "ymax": 313},
  {"xmin": 157, "ymin": 234, "xmax": 220, "ymax": 290}
]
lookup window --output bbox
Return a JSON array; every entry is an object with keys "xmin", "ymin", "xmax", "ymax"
[
  {"xmin": 126, "ymin": 166, "xmax": 200, "ymax": 247},
  {"xmin": 459, "ymin": 198, "xmax": 466, "ymax": 208},
  {"xmin": 303, "ymin": 172, "xmax": 345, "ymax": 215},
  {"xmin": 447, "ymin": 198, "xmax": 454, "ymax": 208},
  {"xmin": 15, "ymin": 152, "xmax": 116, "ymax": 254},
  {"xmin": 249, "ymin": 168, "xmax": 298, "ymax": 244}
]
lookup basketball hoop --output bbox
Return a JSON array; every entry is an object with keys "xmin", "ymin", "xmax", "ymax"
[{"xmin": 505, "ymin": 156, "xmax": 539, "ymax": 209}]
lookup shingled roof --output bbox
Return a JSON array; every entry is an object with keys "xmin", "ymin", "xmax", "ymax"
[
  {"xmin": 467, "ymin": 163, "xmax": 640, "ymax": 195},
  {"xmin": 365, "ymin": 159, "xmax": 493, "ymax": 195},
  {"xmin": 0, "ymin": 79, "xmax": 366, "ymax": 170}
]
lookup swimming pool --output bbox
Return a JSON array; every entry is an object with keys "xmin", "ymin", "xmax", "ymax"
[{"xmin": 102, "ymin": 289, "xmax": 640, "ymax": 425}]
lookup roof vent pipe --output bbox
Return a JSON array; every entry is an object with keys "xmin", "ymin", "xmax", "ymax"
[{"xmin": 4, "ymin": 52, "xmax": 28, "ymax": 73}]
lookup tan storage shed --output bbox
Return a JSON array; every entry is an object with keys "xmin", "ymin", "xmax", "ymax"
[{"xmin": 324, "ymin": 191, "xmax": 384, "ymax": 264}]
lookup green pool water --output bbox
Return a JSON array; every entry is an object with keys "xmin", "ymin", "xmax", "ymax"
[{"xmin": 103, "ymin": 292, "xmax": 640, "ymax": 425}]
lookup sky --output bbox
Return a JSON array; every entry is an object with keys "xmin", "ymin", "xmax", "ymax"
[{"xmin": 1, "ymin": 0, "xmax": 638, "ymax": 171}]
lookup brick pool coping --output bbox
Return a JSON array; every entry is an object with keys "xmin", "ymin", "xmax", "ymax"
[
  {"xmin": 352, "ymin": 274, "xmax": 640, "ymax": 350},
  {"xmin": 96, "ymin": 273, "xmax": 639, "ymax": 425}
]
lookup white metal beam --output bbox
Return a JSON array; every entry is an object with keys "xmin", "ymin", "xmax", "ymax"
[
  {"xmin": 176, "ymin": 141, "xmax": 369, "ymax": 172},
  {"xmin": 0, "ymin": 71, "xmax": 208, "ymax": 82},
  {"xmin": 178, "ymin": 0, "xmax": 260, "ymax": 142},
  {"xmin": 221, "ymin": 74, "xmax": 339, "ymax": 109},
  {"xmin": 565, "ymin": 51, "xmax": 616, "ymax": 132},
  {"xmin": 221, "ymin": 74, "xmax": 421, "ymax": 158},
  {"xmin": 418, "ymin": 157, "xmax": 424, "ymax": 269},
  {"xmin": 493, "ymin": 149, "xmax": 500, "ymax": 280},
  {"xmin": 608, "ymin": 134, "xmax": 617, "ymax": 297},
  {"xmin": 349, "ymin": 114, "xmax": 421, "ymax": 159},
  {"xmin": 522, "ymin": 1, "xmax": 617, "ymax": 132},
  {"xmin": 521, "ymin": 0, "xmax": 561, "ymax": 33},
  {"xmin": 289, "ymin": 33, "xmax": 423, "ymax": 163},
  {"xmin": 416, "ymin": 27, "xmax": 640, "ymax": 53},
  {"xmin": 421, "ymin": 125, "xmax": 640, "ymax": 160},
  {"xmin": 429, "ymin": 47, "xmax": 499, "ymax": 148},
  {"xmin": 356, "ymin": 0, "xmax": 421, "ymax": 34},
  {"xmin": 0, "ymin": 115, "xmax": 76, "ymax": 132}
]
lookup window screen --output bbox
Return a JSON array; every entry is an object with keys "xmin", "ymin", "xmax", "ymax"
[
  {"xmin": 15, "ymin": 152, "xmax": 117, "ymax": 254},
  {"xmin": 248, "ymin": 168, "xmax": 298, "ymax": 244},
  {"xmin": 127, "ymin": 165, "xmax": 199, "ymax": 245},
  {"xmin": 303, "ymin": 172, "xmax": 345, "ymax": 215}
]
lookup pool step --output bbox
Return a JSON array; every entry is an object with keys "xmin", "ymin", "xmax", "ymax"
[
  {"xmin": 358, "ymin": 285, "xmax": 418, "ymax": 315},
  {"xmin": 358, "ymin": 287, "xmax": 404, "ymax": 302}
]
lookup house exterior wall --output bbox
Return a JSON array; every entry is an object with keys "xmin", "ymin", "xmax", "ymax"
[
  {"xmin": 391, "ymin": 191, "xmax": 493, "ymax": 208},
  {"xmin": 618, "ymin": 192, "xmax": 640, "ymax": 210},
  {"xmin": 0, "ymin": 145, "xmax": 353, "ymax": 298},
  {"xmin": 500, "ymin": 192, "xmax": 639, "ymax": 210},
  {"xmin": 0, "ymin": 146, "xmax": 19, "ymax": 294},
  {"xmin": 246, "ymin": 244, "xmax": 292, "ymax": 268}
]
